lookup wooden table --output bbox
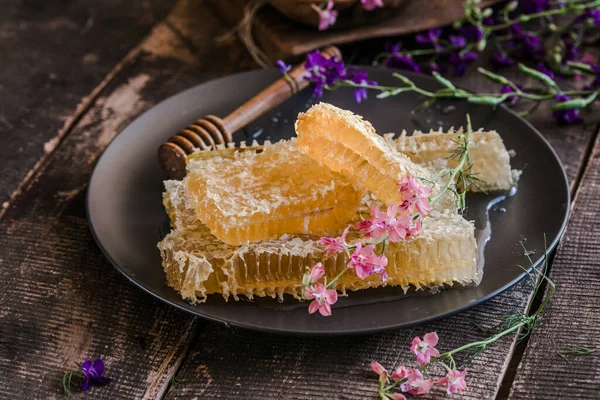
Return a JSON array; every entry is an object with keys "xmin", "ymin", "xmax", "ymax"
[{"xmin": 1, "ymin": 1, "xmax": 598, "ymax": 398}]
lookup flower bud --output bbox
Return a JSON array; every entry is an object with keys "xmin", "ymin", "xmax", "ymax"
[
  {"xmin": 302, "ymin": 272, "xmax": 311, "ymax": 287},
  {"xmin": 505, "ymin": 1, "xmax": 518, "ymax": 12},
  {"xmin": 482, "ymin": 8, "xmax": 493, "ymax": 18}
]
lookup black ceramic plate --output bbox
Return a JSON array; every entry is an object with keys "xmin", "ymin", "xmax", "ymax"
[{"xmin": 87, "ymin": 68, "xmax": 569, "ymax": 335}]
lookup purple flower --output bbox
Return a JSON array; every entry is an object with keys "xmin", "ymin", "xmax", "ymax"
[
  {"xmin": 81, "ymin": 356, "xmax": 111, "ymax": 391},
  {"xmin": 276, "ymin": 60, "xmax": 291, "ymax": 74},
  {"xmin": 575, "ymin": 8, "xmax": 600, "ymax": 27},
  {"xmin": 449, "ymin": 35, "xmax": 467, "ymax": 47},
  {"xmin": 537, "ymin": 63, "xmax": 554, "ymax": 79},
  {"xmin": 459, "ymin": 26, "xmax": 483, "ymax": 41},
  {"xmin": 361, "ymin": 0, "xmax": 384, "ymax": 11},
  {"xmin": 492, "ymin": 52, "xmax": 514, "ymax": 68},
  {"xmin": 416, "ymin": 28, "xmax": 443, "ymax": 50},
  {"xmin": 553, "ymin": 94, "xmax": 584, "ymax": 124},
  {"xmin": 304, "ymin": 50, "xmax": 346, "ymax": 97},
  {"xmin": 564, "ymin": 40, "xmax": 580, "ymax": 62},
  {"xmin": 448, "ymin": 51, "xmax": 478, "ymax": 76},
  {"xmin": 312, "ymin": 1, "xmax": 338, "ymax": 31},
  {"xmin": 427, "ymin": 62, "xmax": 441, "ymax": 73},
  {"xmin": 385, "ymin": 54, "xmax": 420, "ymax": 73},
  {"xmin": 500, "ymin": 85, "xmax": 522, "ymax": 105},
  {"xmin": 348, "ymin": 70, "xmax": 378, "ymax": 103},
  {"xmin": 519, "ymin": 0, "xmax": 549, "ymax": 14}
]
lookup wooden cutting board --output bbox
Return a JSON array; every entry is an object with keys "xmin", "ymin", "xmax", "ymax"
[{"xmin": 207, "ymin": 0, "xmax": 499, "ymax": 63}]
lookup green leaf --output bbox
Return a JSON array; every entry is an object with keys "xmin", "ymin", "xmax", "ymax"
[
  {"xmin": 552, "ymin": 92, "xmax": 599, "ymax": 110},
  {"xmin": 432, "ymin": 72, "xmax": 457, "ymax": 90},
  {"xmin": 478, "ymin": 68, "xmax": 511, "ymax": 85},
  {"xmin": 518, "ymin": 63, "xmax": 559, "ymax": 91}
]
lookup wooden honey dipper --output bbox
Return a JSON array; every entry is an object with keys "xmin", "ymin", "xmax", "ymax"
[{"xmin": 158, "ymin": 46, "xmax": 342, "ymax": 179}]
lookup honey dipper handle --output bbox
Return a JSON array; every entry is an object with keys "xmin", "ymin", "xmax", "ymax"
[
  {"xmin": 158, "ymin": 46, "xmax": 341, "ymax": 180},
  {"xmin": 223, "ymin": 46, "xmax": 342, "ymax": 132}
]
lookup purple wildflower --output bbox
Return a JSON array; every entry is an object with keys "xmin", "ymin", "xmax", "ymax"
[
  {"xmin": 492, "ymin": 52, "xmax": 514, "ymax": 68},
  {"xmin": 416, "ymin": 28, "xmax": 443, "ymax": 50},
  {"xmin": 537, "ymin": 63, "xmax": 554, "ymax": 79},
  {"xmin": 575, "ymin": 8, "xmax": 600, "ymax": 27},
  {"xmin": 304, "ymin": 50, "xmax": 346, "ymax": 97},
  {"xmin": 519, "ymin": 0, "xmax": 549, "ymax": 14},
  {"xmin": 506, "ymin": 24, "xmax": 545, "ymax": 61},
  {"xmin": 361, "ymin": 0, "xmax": 384, "ymax": 11},
  {"xmin": 459, "ymin": 26, "xmax": 483, "ymax": 41},
  {"xmin": 553, "ymin": 94, "xmax": 584, "ymax": 124},
  {"xmin": 81, "ymin": 356, "xmax": 111, "ymax": 391},
  {"xmin": 564, "ymin": 39, "xmax": 580, "ymax": 63},
  {"xmin": 588, "ymin": 64, "xmax": 600, "ymax": 89},
  {"xmin": 427, "ymin": 62, "xmax": 441, "ymax": 73},
  {"xmin": 500, "ymin": 85, "xmax": 522, "ymax": 105},
  {"xmin": 348, "ymin": 70, "xmax": 378, "ymax": 103},
  {"xmin": 276, "ymin": 60, "xmax": 291, "ymax": 74},
  {"xmin": 385, "ymin": 54, "xmax": 420, "ymax": 73},
  {"xmin": 448, "ymin": 51, "xmax": 478, "ymax": 76},
  {"xmin": 449, "ymin": 35, "xmax": 467, "ymax": 47}
]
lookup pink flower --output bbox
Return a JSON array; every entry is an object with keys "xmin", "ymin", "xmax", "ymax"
[
  {"xmin": 320, "ymin": 226, "xmax": 350, "ymax": 255},
  {"xmin": 348, "ymin": 243, "xmax": 388, "ymax": 281},
  {"xmin": 355, "ymin": 219, "xmax": 372, "ymax": 231},
  {"xmin": 391, "ymin": 365, "xmax": 409, "ymax": 381},
  {"xmin": 302, "ymin": 262, "xmax": 325, "ymax": 287},
  {"xmin": 410, "ymin": 332, "xmax": 440, "ymax": 366},
  {"xmin": 362, "ymin": 203, "xmax": 416, "ymax": 242},
  {"xmin": 305, "ymin": 283, "xmax": 338, "ymax": 316},
  {"xmin": 406, "ymin": 214, "xmax": 422, "ymax": 238},
  {"xmin": 398, "ymin": 176, "xmax": 432, "ymax": 216},
  {"xmin": 312, "ymin": 1, "xmax": 338, "ymax": 31},
  {"xmin": 361, "ymin": 0, "xmax": 385, "ymax": 11},
  {"xmin": 390, "ymin": 394, "xmax": 407, "ymax": 400},
  {"xmin": 370, "ymin": 361, "xmax": 388, "ymax": 384},
  {"xmin": 400, "ymin": 369, "xmax": 434, "ymax": 395},
  {"xmin": 435, "ymin": 369, "xmax": 468, "ymax": 396}
]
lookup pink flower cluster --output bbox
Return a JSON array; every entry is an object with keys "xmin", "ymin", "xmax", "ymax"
[
  {"xmin": 313, "ymin": 0, "xmax": 385, "ymax": 31},
  {"xmin": 310, "ymin": 175, "xmax": 432, "ymax": 317},
  {"xmin": 356, "ymin": 203, "xmax": 421, "ymax": 241},
  {"xmin": 303, "ymin": 263, "xmax": 338, "ymax": 316},
  {"xmin": 356, "ymin": 176, "xmax": 431, "ymax": 241},
  {"xmin": 371, "ymin": 332, "xmax": 468, "ymax": 397}
]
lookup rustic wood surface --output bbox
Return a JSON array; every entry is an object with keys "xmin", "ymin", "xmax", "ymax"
[
  {"xmin": 0, "ymin": 0, "xmax": 172, "ymax": 214},
  {"xmin": 0, "ymin": 0, "xmax": 598, "ymax": 399},
  {"xmin": 207, "ymin": 0, "xmax": 500, "ymax": 62}
]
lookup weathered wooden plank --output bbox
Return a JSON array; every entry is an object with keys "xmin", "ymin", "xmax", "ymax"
[
  {"xmin": 164, "ymin": 58, "xmax": 597, "ymax": 399},
  {"xmin": 0, "ymin": 0, "xmax": 172, "ymax": 213},
  {"xmin": 0, "ymin": 1, "xmax": 255, "ymax": 398},
  {"xmin": 508, "ymin": 125, "xmax": 600, "ymax": 399}
]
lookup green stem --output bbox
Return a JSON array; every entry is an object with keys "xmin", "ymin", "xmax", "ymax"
[
  {"xmin": 429, "ymin": 116, "xmax": 472, "ymax": 204},
  {"xmin": 326, "ymin": 267, "xmax": 348, "ymax": 289},
  {"xmin": 467, "ymin": 0, "xmax": 600, "ymax": 31},
  {"xmin": 439, "ymin": 320, "xmax": 526, "ymax": 359}
]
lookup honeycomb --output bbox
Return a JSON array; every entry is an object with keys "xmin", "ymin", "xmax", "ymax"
[
  {"xmin": 158, "ymin": 180, "xmax": 478, "ymax": 303},
  {"xmin": 390, "ymin": 128, "xmax": 518, "ymax": 191},
  {"xmin": 184, "ymin": 139, "xmax": 364, "ymax": 246},
  {"xmin": 295, "ymin": 103, "xmax": 438, "ymax": 207}
]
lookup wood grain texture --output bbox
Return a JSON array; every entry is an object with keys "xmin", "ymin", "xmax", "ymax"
[
  {"xmin": 162, "ymin": 55, "xmax": 598, "ymax": 399},
  {"xmin": 508, "ymin": 126, "xmax": 600, "ymax": 400},
  {"xmin": 0, "ymin": 0, "xmax": 173, "ymax": 212},
  {"xmin": 0, "ymin": 1, "xmax": 255, "ymax": 398},
  {"xmin": 208, "ymin": 0, "xmax": 499, "ymax": 61},
  {"xmin": 1, "ymin": 1, "xmax": 598, "ymax": 398}
]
